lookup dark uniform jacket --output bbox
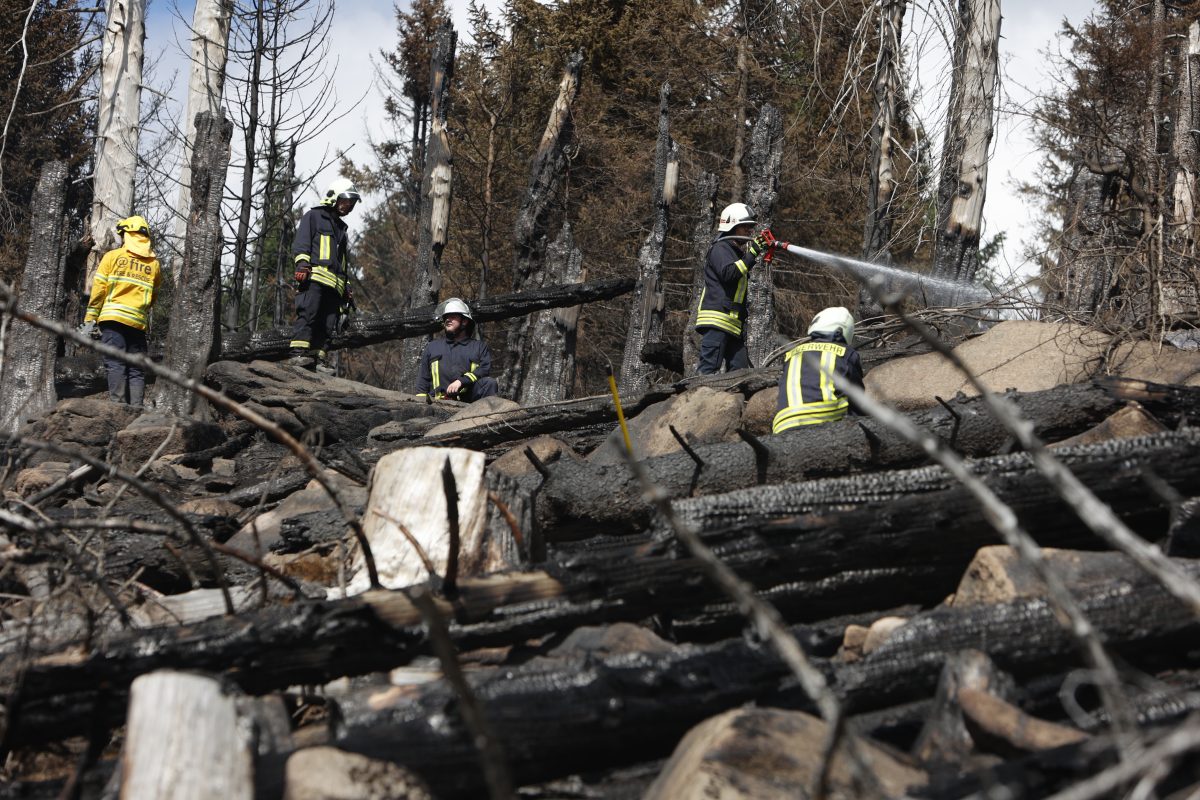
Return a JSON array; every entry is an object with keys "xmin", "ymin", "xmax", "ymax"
[
  {"xmin": 293, "ymin": 206, "xmax": 352, "ymax": 295},
  {"xmin": 417, "ymin": 336, "xmax": 493, "ymax": 398},
  {"xmin": 695, "ymin": 236, "xmax": 756, "ymax": 337},
  {"xmin": 772, "ymin": 330, "xmax": 864, "ymax": 432}
]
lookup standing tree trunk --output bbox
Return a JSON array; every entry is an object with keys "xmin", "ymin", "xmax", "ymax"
[
  {"xmin": 730, "ymin": 31, "xmax": 749, "ymax": 200},
  {"xmin": 859, "ymin": 0, "xmax": 907, "ymax": 316},
  {"xmin": 155, "ymin": 113, "xmax": 234, "ymax": 415},
  {"xmin": 399, "ymin": 23, "xmax": 456, "ymax": 392},
  {"xmin": 518, "ymin": 222, "xmax": 585, "ymax": 405},
  {"xmin": 87, "ymin": 0, "xmax": 147, "ymax": 289},
  {"xmin": 0, "ymin": 162, "xmax": 66, "ymax": 435},
  {"xmin": 1165, "ymin": 20, "xmax": 1200, "ymax": 315},
  {"xmin": 502, "ymin": 53, "xmax": 584, "ymax": 399},
  {"xmin": 171, "ymin": 0, "xmax": 234, "ymax": 287},
  {"xmin": 619, "ymin": 83, "xmax": 676, "ymax": 396},
  {"xmin": 930, "ymin": 0, "xmax": 1001, "ymax": 286},
  {"xmin": 743, "ymin": 105, "xmax": 784, "ymax": 367},
  {"xmin": 682, "ymin": 172, "xmax": 720, "ymax": 377},
  {"xmin": 273, "ymin": 142, "xmax": 297, "ymax": 327}
]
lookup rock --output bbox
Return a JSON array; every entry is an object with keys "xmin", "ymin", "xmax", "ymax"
[
  {"xmin": 644, "ymin": 707, "xmax": 926, "ymax": 800},
  {"xmin": 489, "ymin": 435, "xmax": 580, "ymax": 478},
  {"xmin": 211, "ymin": 458, "xmax": 237, "ymax": 478},
  {"xmin": 548, "ymin": 622, "xmax": 678, "ymax": 659},
  {"xmin": 589, "ymin": 387, "xmax": 744, "ymax": 465},
  {"xmin": 111, "ymin": 413, "xmax": 224, "ymax": 471},
  {"xmin": 423, "ymin": 396, "xmax": 524, "ymax": 438},
  {"xmin": 1108, "ymin": 340, "xmax": 1200, "ymax": 386},
  {"xmin": 227, "ymin": 474, "xmax": 367, "ymax": 556},
  {"xmin": 741, "ymin": 386, "xmax": 777, "ymax": 436},
  {"xmin": 865, "ymin": 321, "xmax": 1109, "ymax": 411},
  {"xmin": 21, "ymin": 397, "xmax": 141, "ymax": 463},
  {"xmin": 283, "ymin": 747, "xmax": 433, "ymax": 800},
  {"xmin": 840, "ymin": 624, "xmax": 870, "ymax": 662},
  {"xmin": 11, "ymin": 461, "xmax": 73, "ymax": 498},
  {"xmin": 1047, "ymin": 402, "xmax": 1167, "ymax": 449},
  {"xmin": 862, "ymin": 615, "xmax": 908, "ymax": 655},
  {"xmin": 178, "ymin": 498, "xmax": 243, "ymax": 518},
  {"xmin": 949, "ymin": 546, "xmax": 1142, "ymax": 607}
]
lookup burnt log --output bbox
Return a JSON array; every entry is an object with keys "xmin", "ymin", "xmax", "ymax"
[
  {"xmin": 322, "ymin": 561, "xmax": 1200, "ymax": 797},
  {"xmin": 6, "ymin": 431, "xmax": 1200, "ymax": 746},
  {"xmin": 532, "ymin": 378, "xmax": 1197, "ymax": 539},
  {"xmin": 217, "ymin": 277, "xmax": 632, "ymax": 363},
  {"xmin": 156, "ymin": 112, "xmax": 234, "ymax": 415},
  {"xmin": 1, "ymin": 162, "xmax": 67, "ymax": 435},
  {"xmin": 618, "ymin": 83, "xmax": 675, "ymax": 396}
]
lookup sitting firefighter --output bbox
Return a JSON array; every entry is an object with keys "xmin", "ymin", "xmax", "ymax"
[
  {"xmin": 416, "ymin": 298, "xmax": 499, "ymax": 402},
  {"xmin": 772, "ymin": 306, "xmax": 865, "ymax": 433}
]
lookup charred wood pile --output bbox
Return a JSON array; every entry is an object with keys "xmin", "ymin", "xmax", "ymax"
[{"xmin": 3, "ymin": 332, "xmax": 1200, "ymax": 798}]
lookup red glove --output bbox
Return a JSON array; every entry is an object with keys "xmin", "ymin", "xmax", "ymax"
[{"xmin": 294, "ymin": 264, "xmax": 311, "ymax": 284}]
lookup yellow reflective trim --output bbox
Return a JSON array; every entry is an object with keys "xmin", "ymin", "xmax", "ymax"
[
  {"xmin": 290, "ymin": 340, "xmax": 310, "ymax": 348},
  {"xmin": 106, "ymin": 275, "xmax": 155, "ymax": 291},
  {"xmin": 295, "ymin": 254, "xmax": 311, "ymax": 263},
  {"xmin": 319, "ymin": 234, "xmax": 331, "ymax": 262},
  {"xmin": 431, "ymin": 360, "xmax": 441, "ymax": 392},
  {"xmin": 733, "ymin": 273, "xmax": 747, "ymax": 304}
]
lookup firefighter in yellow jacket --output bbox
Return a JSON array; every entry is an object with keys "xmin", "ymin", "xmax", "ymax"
[
  {"xmin": 81, "ymin": 215, "xmax": 161, "ymax": 407},
  {"xmin": 773, "ymin": 307, "xmax": 864, "ymax": 433}
]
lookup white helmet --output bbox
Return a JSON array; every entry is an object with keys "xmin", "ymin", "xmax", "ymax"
[
  {"xmin": 323, "ymin": 178, "xmax": 361, "ymax": 206},
  {"xmin": 808, "ymin": 306, "xmax": 855, "ymax": 346},
  {"xmin": 436, "ymin": 297, "xmax": 473, "ymax": 322},
  {"xmin": 717, "ymin": 202, "xmax": 756, "ymax": 233}
]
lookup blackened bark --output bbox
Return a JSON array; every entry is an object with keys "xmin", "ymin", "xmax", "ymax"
[
  {"xmin": 682, "ymin": 172, "xmax": 720, "ymax": 376},
  {"xmin": 399, "ymin": 23, "xmax": 457, "ymax": 391},
  {"xmin": 155, "ymin": 112, "xmax": 234, "ymax": 415},
  {"xmin": 743, "ymin": 105, "xmax": 783, "ymax": 366},
  {"xmin": 619, "ymin": 83, "xmax": 675, "ymax": 395},
  {"xmin": 218, "ymin": 277, "xmax": 632, "ymax": 361},
  {"xmin": 503, "ymin": 53, "xmax": 584, "ymax": 399},
  {"xmin": 1, "ymin": 162, "xmax": 67, "ymax": 434},
  {"xmin": 518, "ymin": 222, "xmax": 585, "ymax": 405}
]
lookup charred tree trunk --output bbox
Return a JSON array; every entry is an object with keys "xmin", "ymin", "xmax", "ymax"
[
  {"xmin": 1164, "ymin": 19, "xmax": 1200, "ymax": 315},
  {"xmin": 931, "ymin": 0, "xmax": 1001, "ymax": 286},
  {"xmin": 87, "ymin": 0, "xmax": 146, "ymax": 289},
  {"xmin": 859, "ymin": 0, "xmax": 907, "ymax": 317},
  {"xmin": 399, "ymin": 24, "xmax": 457, "ymax": 392},
  {"xmin": 218, "ymin": 276, "xmax": 632, "ymax": 361},
  {"xmin": 0, "ymin": 162, "xmax": 67, "ymax": 435},
  {"xmin": 682, "ymin": 172, "xmax": 720, "ymax": 376},
  {"xmin": 518, "ymin": 222, "xmax": 585, "ymax": 405},
  {"xmin": 154, "ymin": 112, "xmax": 234, "ymax": 415},
  {"xmin": 503, "ymin": 53, "xmax": 584, "ymax": 399},
  {"xmin": 619, "ymin": 83, "xmax": 676, "ymax": 395},
  {"xmin": 743, "ymin": 105, "xmax": 783, "ymax": 367}
]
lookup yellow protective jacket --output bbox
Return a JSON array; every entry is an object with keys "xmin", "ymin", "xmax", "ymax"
[{"xmin": 85, "ymin": 241, "xmax": 162, "ymax": 331}]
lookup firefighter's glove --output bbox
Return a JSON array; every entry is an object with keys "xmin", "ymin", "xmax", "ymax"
[
  {"xmin": 78, "ymin": 321, "xmax": 99, "ymax": 339},
  {"xmin": 747, "ymin": 234, "xmax": 770, "ymax": 260},
  {"xmin": 294, "ymin": 265, "xmax": 311, "ymax": 284}
]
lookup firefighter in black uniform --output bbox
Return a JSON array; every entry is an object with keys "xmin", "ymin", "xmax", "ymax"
[
  {"xmin": 416, "ymin": 298, "xmax": 499, "ymax": 402},
  {"xmin": 288, "ymin": 178, "xmax": 360, "ymax": 371},
  {"xmin": 695, "ymin": 202, "xmax": 771, "ymax": 374},
  {"xmin": 773, "ymin": 306, "xmax": 865, "ymax": 432}
]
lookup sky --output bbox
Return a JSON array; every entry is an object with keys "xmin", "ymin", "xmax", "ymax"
[{"xmin": 143, "ymin": 0, "xmax": 1101, "ymax": 283}]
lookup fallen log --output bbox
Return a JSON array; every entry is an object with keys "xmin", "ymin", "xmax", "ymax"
[
  {"xmin": 219, "ymin": 277, "xmax": 634, "ymax": 361},
  {"xmin": 6, "ymin": 432, "xmax": 1200, "ymax": 746},
  {"xmin": 324, "ymin": 560, "xmax": 1200, "ymax": 797},
  {"xmin": 531, "ymin": 378, "xmax": 1200, "ymax": 539}
]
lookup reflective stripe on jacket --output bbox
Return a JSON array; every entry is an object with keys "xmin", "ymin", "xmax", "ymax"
[
  {"xmin": 772, "ymin": 332, "xmax": 865, "ymax": 433},
  {"xmin": 695, "ymin": 237, "xmax": 753, "ymax": 337},
  {"xmin": 85, "ymin": 247, "xmax": 162, "ymax": 331},
  {"xmin": 416, "ymin": 335, "xmax": 493, "ymax": 399},
  {"xmin": 292, "ymin": 206, "xmax": 352, "ymax": 294}
]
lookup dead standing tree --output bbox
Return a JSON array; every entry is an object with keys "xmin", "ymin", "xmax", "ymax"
[
  {"xmin": 517, "ymin": 222, "xmax": 585, "ymax": 405},
  {"xmin": 682, "ymin": 172, "xmax": 720, "ymax": 377},
  {"xmin": 399, "ymin": 23, "xmax": 457, "ymax": 392},
  {"xmin": 619, "ymin": 83, "xmax": 677, "ymax": 396},
  {"xmin": 931, "ymin": 0, "xmax": 1001, "ymax": 286},
  {"xmin": 502, "ymin": 53, "xmax": 584, "ymax": 400},
  {"xmin": 155, "ymin": 112, "xmax": 235, "ymax": 415},
  {"xmin": 87, "ymin": 0, "xmax": 146, "ymax": 288},
  {"xmin": 744, "ymin": 104, "xmax": 784, "ymax": 367},
  {"xmin": 0, "ymin": 162, "xmax": 66, "ymax": 434}
]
